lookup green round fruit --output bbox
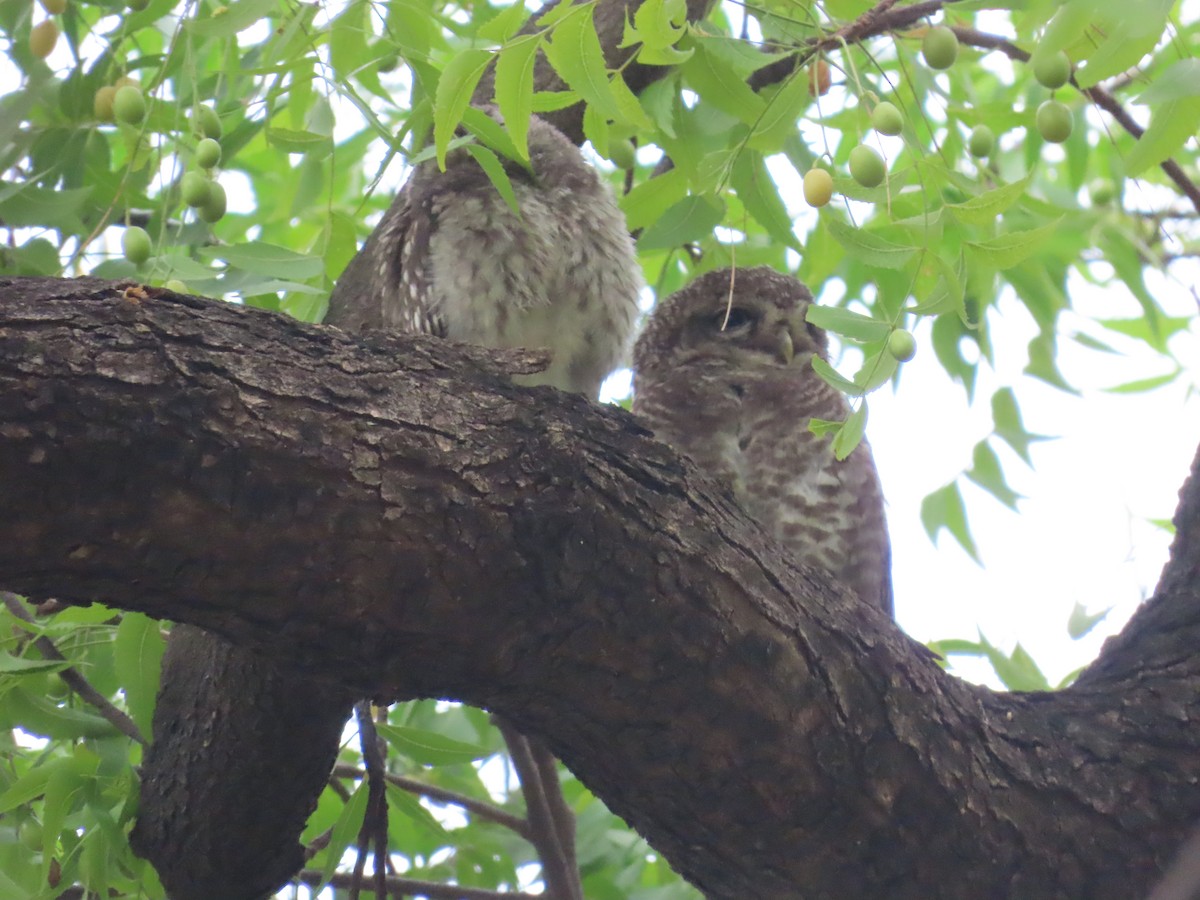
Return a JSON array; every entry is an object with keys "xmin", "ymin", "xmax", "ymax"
[
  {"xmin": 46, "ymin": 673, "xmax": 70, "ymax": 699},
  {"xmin": 871, "ymin": 101, "xmax": 903, "ymax": 136},
  {"xmin": 194, "ymin": 105, "xmax": 222, "ymax": 140},
  {"xmin": 93, "ymin": 85, "xmax": 117, "ymax": 122},
  {"xmin": 803, "ymin": 168, "xmax": 834, "ymax": 207},
  {"xmin": 608, "ymin": 139, "xmax": 637, "ymax": 170},
  {"xmin": 968, "ymin": 124, "xmax": 994, "ymax": 158},
  {"xmin": 40, "ymin": 0, "xmax": 67, "ymax": 12},
  {"xmin": 922, "ymin": 26, "xmax": 958, "ymax": 70},
  {"xmin": 1089, "ymin": 179, "xmax": 1116, "ymax": 206},
  {"xmin": 122, "ymin": 226, "xmax": 152, "ymax": 266},
  {"xmin": 29, "ymin": 19, "xmax": 59, "ymax": 59},
  {"xmin": 113, "ymin": 85, "xmax": 146, "ymax": 126},
  {"xmin": 1033, "ymin": 50, "xmax": 1071, "ymax": 89},
  {"xmin": 378, "ymin": 52, "xmax": 399, "ymax": 73},
  {"xmin": 887, "ymin": 329, "xmax": 917, "ymax": 362},
  {"xmin": 199, "ymin": 181, "xmax": 227, "ymax": 223},
  {"xmin": 163, "ymin": 279, "xmax": 189, "ymax": 293},
  {"xmin": 848, "ymin": 145, "xmax": 886, "ymax": 188},
  {"xmin": 20, "ymin": 821, "xmax": 44, "ymax": 852},
  {"xmin": 1036, "ymin": 100, "xmax": 1072, "ymax": 143},
  {"xmin": 181, "ymin": 172, "xmax": 212, "ymax": 208},
  {"xmin": 195, "ymin": 137, "xmax": 222, "ymax": 170}
]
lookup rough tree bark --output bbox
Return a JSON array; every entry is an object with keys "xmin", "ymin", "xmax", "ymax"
[{"xmin": 2, "ymin": 277, "xmax": 1200, "ymax": 899}]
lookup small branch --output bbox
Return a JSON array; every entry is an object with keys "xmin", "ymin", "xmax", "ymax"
[
  {"xmin": 354, "ymin": 702, "xmax": 390, "ymax": 900},
  {"xmin": 296, "ymin": 869, "xmax": 543, "ymax": 899},
  {"xmin": 2, "ymin": 592, "xmax": 145, "ymax": 745},
  {"xmin": 332, "ymin": 764, "xmax": 532, "ymax": 839},
  {"xmin": 495, "ymin": 716, "xmax": 583, "ymax": 900}
]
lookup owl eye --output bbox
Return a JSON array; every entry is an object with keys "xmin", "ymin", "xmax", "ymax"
[{"xmin": 711, "ymin": 307, "xmax": 755, "ymax": 333}]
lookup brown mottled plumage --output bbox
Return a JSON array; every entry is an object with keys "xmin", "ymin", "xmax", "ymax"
[
  {"xmin": 327, "ymin": 110, "xmax": 642, "ymax": 398},
  {"xmin": 632, "ymin": 266, "xmax": 893, "ymax": 615}
]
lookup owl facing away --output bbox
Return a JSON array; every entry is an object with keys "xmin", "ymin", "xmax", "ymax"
[
  {"xmin": 632, "ymin": 266, "xmax": 893, "ymax": 616},
  {"xmin": 326, "ymin": 110, "xmax": 642, "ymax": 399}
]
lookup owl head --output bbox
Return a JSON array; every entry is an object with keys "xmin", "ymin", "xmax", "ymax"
[{"xmin": 633, "ymin": 266, "xmax": 828, "ymax": 375}]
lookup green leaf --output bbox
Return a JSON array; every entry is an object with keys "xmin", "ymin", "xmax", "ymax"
[
  {"xmin": 187, "ymin": 0, "xmax": 279, "ymax": 37},
  {"xmin": 542, "ymin": 5, "xmax": 622, "ymax": 120},
  {"xmin": 810, "ymin": 355, "xmax": 859, "ymax": 395},
  {"xmin": 804, "ymin": 306, "xmax": 891, "ymax": 343},
  {"xmin": 964, "ymin": 441, "xmax": 1022, "ymax": 510},
  {"xmin": 0, "ymin": 654, "xmax": 68, "ymax": 675},
  {"xmin": 465, "ymin": 144, "xmax": 521, "ymax": 216},
  {"xmin": 729, "ymin": 150, "xmax": 798, "ymax": 250},
  {"xmin": 1125, "ymin": 97, "xmax": 1200, "ymax": 177},
  {"xmin": 1066, "ymin": 602, "xmax": 1111, "ymax": 640},
  {"xmin": 376, "ymin": 724, "xmax": 490, "ymax": 764},
  {"xmin": 853, "ymin": 348, "xmax": 899, "ymax": 392},
  {"xmin": 822, "ymin": 214, "xmax": 918, "ymax": 270},
  {"xmin": 620, "ymin": 169, "xmax": 688, "ymax": 231},
  {"xmin": 680, "ymin": 36, "xmax": 765, "ymax": 125},
  {"xmin": 1138, "ymin": 59, "xmax": 1200, "ymax": 105},
  {"xmin": 1074, "ymin": 1, "xmax": 1172, "ymax": 88},
  {"xmin": 313, "ymin": 780, "xmax": 369, "ymax": 891},
  {"xmin": 1025, "ymin": 330, "xmax": 1079, "ymax": 393},
  {"xmin": 831, "ymin": 403, "xmax": 866, "ymax": 460},
  {"xmin": 964, "ymin": 220, "xmax": 1063, "ymax": 270},
  {"xmin": 0, "ymin": 687, "xmax": 119, "ymax": 740},
  {"xmin": 991, "ymin": 387, "xmax": 1051, "ymax": 464},
  {"xmin": 0, "ymin": 184, "xmax": 91, "ymax": 231},
  {"xmin": 478, "ymin": 0, "xmax": 530, "ymax": 43},
  {"xmin": 434, "ymin": 48, "xmax": 495, "ymax": 168},
  {"xmin": 198, "ymin": 241, "xmax": 325, "ymax": 279},
  {"xmin": 745, "ymin": 68, "xmax": 810, "ymax": 153},
  {"xmin": 494, "ymin": 34, "xmax": 540, "ymax": 160},
  {"xmin": 1103, "ymin": 369, "xmax": 1180, "ymax": 393},
  {"xmin": 637, "ymin": 194, "xmax": 725, "ymax": 250},
  {"xmin": 980, "ymin": 635, "xmax": 1051, "ymax": 692},
  {"xmin": 113, "ymin": 612, "xmax": 164, "ymax": 735},
  {"xmin": 384, "ymin": 782, "xmax": 451, "ymax": 837},
  {"xmin": 920, "ymin": 482, "xmax": 980, "ymax": 562},
  {"xmin": 945, "ymin": 175, "xmax": 1032, "ymax": 226}
]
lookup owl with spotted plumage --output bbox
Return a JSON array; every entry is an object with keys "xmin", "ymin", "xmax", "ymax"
[
  {"xmin": 327, "ymin": 110, "xmax": 642, "ymax": 399},
  {"xmin": 632, "ymin": 266, "xmax": 893, "ymax": 615}
]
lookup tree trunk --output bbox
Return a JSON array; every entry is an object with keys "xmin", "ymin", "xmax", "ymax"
[{"xmin": 2, "ymin": 277, "xmax": 1200, "ymax": 899}]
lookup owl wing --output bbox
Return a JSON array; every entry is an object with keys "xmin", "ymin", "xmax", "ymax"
[{"xmin": 325, "ymin": 177, "xmax": 447, "ymax": 339}]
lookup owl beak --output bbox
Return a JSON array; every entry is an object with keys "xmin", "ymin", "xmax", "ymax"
[{"xmin": 776, "ymin": 327, "xmax": 795, "ymax": 366}]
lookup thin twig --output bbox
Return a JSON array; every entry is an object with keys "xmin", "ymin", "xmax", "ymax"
[
  {"xmin": 494, "ymin": 716, "xmax": 583, "ymax": 900},
  {"xmin": 332, "ymin": 763, "xmax": 532, "ymax": 838},
  {"xmin": 355, "ymin": 702, "xmax": 390, "ymax": 900},
  {"xmin": 2, "ymin": 592, "xmax": 145, "ymax": 745},
  {"xmin": 295, "ymin": 870, "xmax": 542, "ymax": 899}
]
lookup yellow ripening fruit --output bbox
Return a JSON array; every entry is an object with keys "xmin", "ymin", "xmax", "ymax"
[
  {"xmin": 922, "ymin": 26, "xmax": 958, "ymax": 70},
  {"xmin": 199, "ymin": 181, "xmax": 227, "ymax": 223},
  {"xmin": 887, "ymin": 329, "xmax": 916, "ymax": 362},
  {"xmin": 808, "ymin": 58, "xmax": 831, "ymax": 97},
  {"xmin": 29, "ymin": 20, "xmax": 59, "ymax": 59},
  {"xmin": 1033, "ymin": 50, "xmax": 1071, "ymax": 89},
  {"xmin": 113, "ymin": 85, "xmax": 147, "ymax": 125},
  {"xmin": 1036, "ymin": 100, "xmax": 1072, "ymax": 143},
  {"xmin": 848, "ymin": 145, "xmax": 886, "ymax": 188},
  {"xmin": 122, "ymin": 226, "xmax": 152, "ymax": 266},
  {"xmin": 803, "ymin": 168, "xmax": 834, "ymax": 207},
  {"xmin": 871, "ymin": 101, "xmax": 903, "ymax": 136},
  {"xmin": 93, "ymin": 86, "xmax": 117, "ymax": 122},
  {"xmin": 39, "ymin": 0, "xmax": 67, "ymax": 14},
  {"xmin": 968, "ymin": 125, "xmax": 994, "ymax": 158}
]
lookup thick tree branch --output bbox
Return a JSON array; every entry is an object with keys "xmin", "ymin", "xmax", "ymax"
[{"xmin": 3, "ymin": 277, "xmax": 1200, "ymax": 898}]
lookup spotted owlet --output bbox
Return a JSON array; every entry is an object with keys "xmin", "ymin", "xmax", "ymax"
[
  {"xmin": 632, "ymin": 266, "xmax": 893, "ymax": 615},
  {"xmin": 327, "ymin": 110, "xmax": 642, "ymax": 396}
]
